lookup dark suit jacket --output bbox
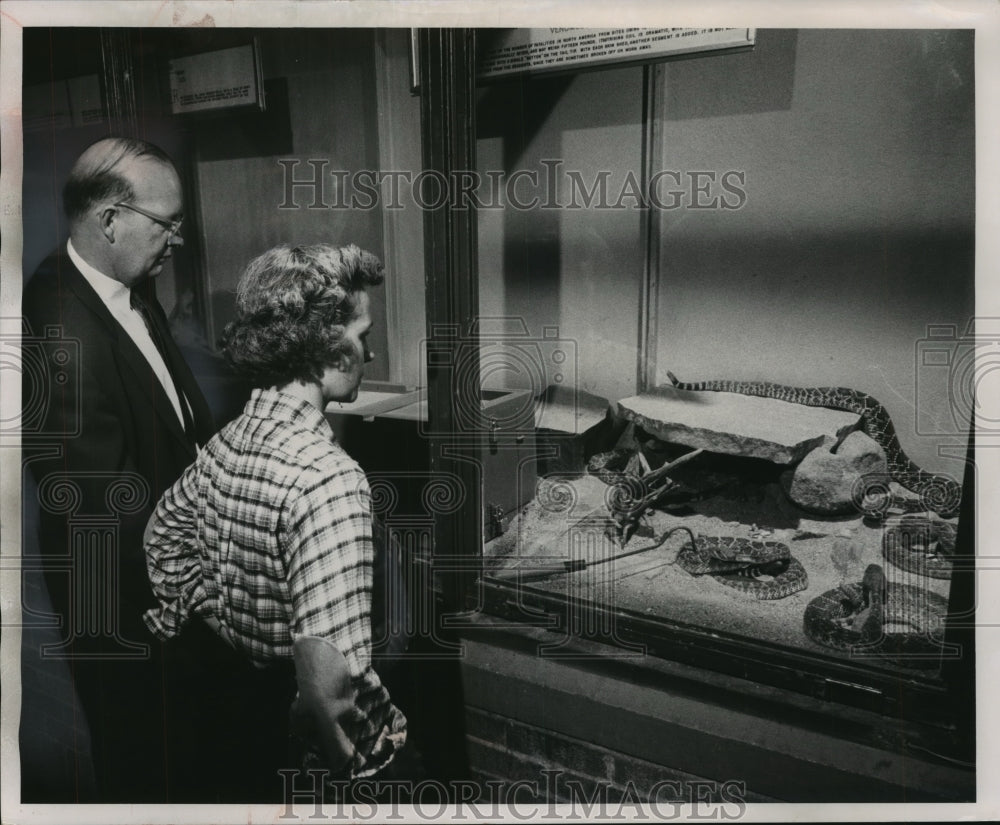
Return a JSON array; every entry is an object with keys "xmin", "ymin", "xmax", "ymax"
[{"xmin": 23, "ymin": 251, "xmax": 215, "ymax": 649}]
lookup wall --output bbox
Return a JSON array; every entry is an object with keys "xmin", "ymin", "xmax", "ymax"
[
  {"xmin": 477, "ymin": 66, "xmax": 647, "ymax": 403},
  {"xmin": 20, "ymin": 28, "xmax": 195, "ymax": 317},
  {"xmin": 193, "ymin": 29, "xmax": 417, "ymax": 384},
  {"xmin": 653, "ymin": 29, "xmax": 975, "ymax": 476},
  {"xmin": 374, "ymin": 30, "xmax": 429, "ymax": 387},
  {"xmin": 475, "ymin": 30, "xmax": 974, "ymax": 480}
]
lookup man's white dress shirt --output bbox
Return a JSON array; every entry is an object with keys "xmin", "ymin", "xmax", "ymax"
[{"xmin": 67, "ymin": 239, "xmax": 188, "ymax": 428}]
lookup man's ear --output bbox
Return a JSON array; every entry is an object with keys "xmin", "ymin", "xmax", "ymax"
[{"xmin": 98, "ymin": 206, "xmax": 117, "ymax": 242}]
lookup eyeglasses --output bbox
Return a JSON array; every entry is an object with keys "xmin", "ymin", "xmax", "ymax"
[{"xmin": 114, "ymin": 201, "xmax": 184, "ymax": 239}]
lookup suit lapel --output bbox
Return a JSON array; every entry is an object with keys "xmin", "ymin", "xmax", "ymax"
[
  {"xmin": 136, "ymin": 285, "xmax": 215, "ymax": 444},
  {"xmin": 62, "ymin": 262, "xmax": 195, "ymax": 451}
]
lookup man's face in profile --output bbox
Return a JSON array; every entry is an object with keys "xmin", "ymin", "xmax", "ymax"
[{"xmin": 111, "ymin": 159, "xmax": 184, "ymax": 286}]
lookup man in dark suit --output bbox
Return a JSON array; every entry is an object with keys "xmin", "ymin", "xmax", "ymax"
[{"xmin": 22, "ymin": 137, "xmax": 215, "ymax": 801}]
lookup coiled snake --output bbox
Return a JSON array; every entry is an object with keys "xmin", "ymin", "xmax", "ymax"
[
  {"xmin": 666, "ymin": 372, "xmax": 962, "ymax": 518},
  {"xmin": 586, "ymin": 447, "xmax": 641, "ymax": 486},
  {"xmin": 881, "ymin": 515, "xmax": 957, "ymax": 580},
  {"xmin": 585, "ymin": 451, "xmax": 806, "ymax": 599},
  {"xmin": 803, "ymin": 564, "xmax": 948, "ymax": 667},
  {"xmin": 676, "ymin": 535, "xmax": 808, "ymax": 600}
]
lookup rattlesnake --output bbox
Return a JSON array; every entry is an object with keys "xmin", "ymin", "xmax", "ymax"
[
  {"xmin": 881, "ymin": 515, "xmax": 957, "ymax": 580},
  {"xmin": 802, "ymin": 564, "xmax": 948, "ymax": 667},
  {"xmin": 666, "ymin": 371, "xmax": 962, "ymax": 518},
  {"xmin": 586, "ymin": 448, "xmax": 642, "ymax": 486},
  {"xmin": 676, "ymin": 535, "xmax": 808, "ymax": 600},
  {"xmin": 585, "ymin": 452, "xmax": 806, "ymax": 598}
]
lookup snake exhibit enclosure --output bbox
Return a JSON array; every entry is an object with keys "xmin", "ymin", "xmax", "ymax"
[
  {"xmin": 9, "ymin": 13, "xmax": 983, "ymax": 813},
  {"xmin": 463, "ymin": 26, "xmax": 977, "ymax": 803}
]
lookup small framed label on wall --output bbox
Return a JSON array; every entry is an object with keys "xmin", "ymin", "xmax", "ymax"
[{"xmin": 168, "ymin": 40, "xmax": 265, "ymax": 114}]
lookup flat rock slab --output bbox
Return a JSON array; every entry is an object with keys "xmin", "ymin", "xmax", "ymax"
[{"xmin": 618, "ymin": 389, "xmax": 861, "ymax": 464}]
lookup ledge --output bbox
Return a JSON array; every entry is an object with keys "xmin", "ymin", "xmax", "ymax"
[
  {"xmin": 456, "ymin": 618, "xmax": 974, "ymax": 803},
  {"xmin": 618, "ymin": 389, "xmax": 860, "ymax": 464}
]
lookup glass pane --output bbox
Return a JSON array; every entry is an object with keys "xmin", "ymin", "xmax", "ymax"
[{"xmin": 476, "ymin": 29, "xmax": 973, "ymax": 689}]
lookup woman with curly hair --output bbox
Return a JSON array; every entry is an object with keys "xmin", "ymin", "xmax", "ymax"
[{"xmin": 142, "ymin": 243, "xmax": 407, "ymax": 800}]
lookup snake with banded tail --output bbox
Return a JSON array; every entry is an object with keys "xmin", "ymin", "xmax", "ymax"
[
  {"xmin": 675, "ymin": 535, "xmax": 808, "ymax": 600},
  {"xmin": 881, "ymin": 515, "xmax": 957, "ymax": 579},
  {"xmin": 802, "ymin": 564, "xmax": 948, "ymax": 666},
  {"xmin": 666, "ymin": 371, "xmax": 962, "ymax": 518}
]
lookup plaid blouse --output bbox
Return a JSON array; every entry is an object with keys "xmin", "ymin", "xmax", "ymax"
[{"xmin": 144, "ymin": 387, "xmax": 406, "ymax": 777}]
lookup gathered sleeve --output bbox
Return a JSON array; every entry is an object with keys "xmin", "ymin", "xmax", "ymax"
[{"xmin": 143, "ymin": 460, "xmax": 211, "ymax": 638}]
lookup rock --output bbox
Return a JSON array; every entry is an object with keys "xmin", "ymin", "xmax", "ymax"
[
  {"xmin": 613, "ymin": 422, "xmax": 642, "ymax": 452},
  {"xmin": 780, "ymin": 432, "xmax": 889, "ymax": 515},
  {"xmin": 617, "ymin": 389, "xmax": 859, "ymax": 465}
]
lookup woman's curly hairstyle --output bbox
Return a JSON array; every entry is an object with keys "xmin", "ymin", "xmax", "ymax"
[{"xmin": 221, "ymin": 243, "xmax": 384, "ymax": 388}]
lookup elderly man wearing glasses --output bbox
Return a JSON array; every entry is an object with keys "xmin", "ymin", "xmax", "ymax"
[{"xmin": 22, "ymin": 137, "xmax": 219, "ymax": 802}]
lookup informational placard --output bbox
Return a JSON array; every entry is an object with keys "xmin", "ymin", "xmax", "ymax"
[
  {"xmin": 479, "ymin": 28, "xmax": 755, "ymax": 78},
  {"xmin": 168, "ymin": 43, "xmax": 264, "ymax": 114}
]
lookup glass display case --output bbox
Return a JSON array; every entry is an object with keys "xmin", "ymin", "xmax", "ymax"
[{"xmin": 426, "ymin": 28, "xmax": 976, "ymax": 750}]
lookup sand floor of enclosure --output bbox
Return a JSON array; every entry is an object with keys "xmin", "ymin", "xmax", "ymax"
[{"xmin": 484, "ymin": 473, "xmax": 955, "ymax": 676}]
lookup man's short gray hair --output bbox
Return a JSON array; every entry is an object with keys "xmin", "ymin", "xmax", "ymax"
[{"xmin": 63, "ymin": 137, "xmax": 175, "ymax": 223}]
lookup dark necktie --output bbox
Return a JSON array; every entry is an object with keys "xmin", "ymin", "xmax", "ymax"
[{"xmin": 130, "ymin": 286, "xmax": 195, "ymax": 437}]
